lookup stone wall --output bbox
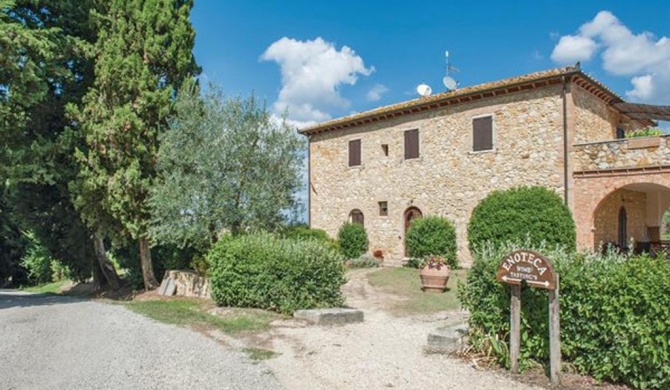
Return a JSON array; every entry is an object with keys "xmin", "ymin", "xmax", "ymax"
[
  {"xmin": 573, "ymin": 136, "xmax": 670, "ymax": 171},
  {"xmin": 571, "ymin": 85, "xmax": 618, "ymax": 144},
  {"xmin": 309, "ymin": 85, "xmax": 566, "ymax": 266}
]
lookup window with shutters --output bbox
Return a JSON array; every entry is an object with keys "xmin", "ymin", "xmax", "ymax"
[
  {"xmin": 348, "ymin": 139, "xmax": 361, "ymax": 166},
  {"xmin": 349, "ymin": 209, "xmax": 364, "ymax": 227},
  {"xmin": 404, "ymin": 129, "xmax": 419, "ymax": 159},
  {"xmin": 473, "ymin": 116, "xmax": 493, "ymax": 152}
]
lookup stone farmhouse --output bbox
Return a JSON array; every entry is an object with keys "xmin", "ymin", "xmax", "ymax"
[{"xmin": 300, "ymin": 65, "xmax": 670, "ymax": 266}]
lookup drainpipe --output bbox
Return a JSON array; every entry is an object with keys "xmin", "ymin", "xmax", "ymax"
[
  {"xmin": 562, "ymin": 76, "xmax": 569, "ymax": 206},
  {"xmin": 307, "ymin": 136, "xmax": 311, "ymax": 227}
]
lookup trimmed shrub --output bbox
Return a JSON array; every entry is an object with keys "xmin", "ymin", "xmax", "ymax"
[
  {"xmin": 282, "ymin": 225, "xmax": 330, "ymax": 242},
  {"xmin": 405, "ymin": 216, "xmax": 458, "ymax": 268},
  {"xmin": 459, "ymin": 242, "xmax": 670, "ymax": 389},
  {"xmin": 208, "ymin": 233, "xmax": 346, "ymax": 315},
  {"xmin": 347, "ymin": 255, "xmax": 381, "ymax": 268},
  {"xmin": 467, "ymin": 186, "xmax": 576, "ymax": 252},
  {"xmin": 337, "ymin": 222, "xmax": 368, "ymax": 259}
]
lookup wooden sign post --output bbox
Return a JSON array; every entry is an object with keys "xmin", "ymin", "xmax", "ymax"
[{"xmin": 496, "ymin": 249, "xmax": 561, "ymax": 386}]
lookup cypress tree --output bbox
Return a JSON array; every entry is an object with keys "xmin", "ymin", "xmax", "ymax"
[{"xmin": 70, "ymin": 0, "xmax": 199, "ymax": 289}]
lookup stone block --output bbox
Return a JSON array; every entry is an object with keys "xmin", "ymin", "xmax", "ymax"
[
  {"xmin": 427, "ymin": 323, "xmax": 469, "ymax": 353},
  {"xmin": 293, "ymin": 308, "xmax": 364, "ymax": 325},
  {"xmin": 157, "ymin": 278, "xmax": 176, "ymax": 296}
]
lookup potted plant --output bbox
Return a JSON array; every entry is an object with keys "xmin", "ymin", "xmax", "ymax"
[{"xmin": 419, "ymin": 255, "xmax": 451, "ymax": 293}]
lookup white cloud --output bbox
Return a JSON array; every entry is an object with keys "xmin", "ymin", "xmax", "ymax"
[
  {"xmin": 366, "ymin": 83, "xmax": 389, "ymax": 101},
  {"xmin": 532, "ymin": 50, "xmax": 544, "ymax": 61},
  {"xmin": 261, "ymin": 37, "xmax": 374, "ymax": 122},
  {"xmin": 550, "ymin": 35, "xmax": 598, "ymax": 63},
  {"xmin": 551, "ymin": 11, "xmax": 670, "ymax": 103}
]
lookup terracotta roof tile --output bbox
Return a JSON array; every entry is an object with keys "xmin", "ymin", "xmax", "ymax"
[{"xmin": 299, "ymin": 66, "xmax": 626, "ymax": 136}]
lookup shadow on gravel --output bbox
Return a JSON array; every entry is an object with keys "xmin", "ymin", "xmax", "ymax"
[{"xmin": 0, "ymin": 290, "xmax": 83, "ymax": 310}]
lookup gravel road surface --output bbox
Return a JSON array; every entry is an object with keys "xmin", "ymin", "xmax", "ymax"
[{"xmin": 0, "ymin": 290, "xmax": 281, "ymax": 390}]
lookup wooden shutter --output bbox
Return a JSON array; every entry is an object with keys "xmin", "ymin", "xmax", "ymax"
[
  {"xmin": 404, "ymin": 129, "xmax": 419, "ymax": 159},
  {"xmin": 349, "ymin": 139, "xmax": 361, "ymax": 166},
  {"xmin": 473, "ymin": 117, "xmax": 493, "ymax": 151}
]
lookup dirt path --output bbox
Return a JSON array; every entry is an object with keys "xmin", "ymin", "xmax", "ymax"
[
  {"xmin": 254, "ymin": 269, "xmax": 542, "ymax": 390},
  {"xmin": 0, "ymin": 290, "xmax": 281, "ymax": 390}
]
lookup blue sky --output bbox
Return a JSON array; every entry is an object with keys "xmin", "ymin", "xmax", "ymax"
[{"xmin": 191, "ymin": 1, "xmax": 670, "ymax": 128}]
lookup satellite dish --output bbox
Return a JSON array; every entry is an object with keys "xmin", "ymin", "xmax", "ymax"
[
  {"xmin": 416, "ymin": 83, "xmax": 432, "ymax": 97},
  {"xmin": 443, "ymin": 76, "xmax": 457, "ymax": 91}
]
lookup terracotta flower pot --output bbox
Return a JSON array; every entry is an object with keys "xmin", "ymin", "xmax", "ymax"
[{"xmin": 420, "ymin": 266, "xmax": 451, "ymax": 293}]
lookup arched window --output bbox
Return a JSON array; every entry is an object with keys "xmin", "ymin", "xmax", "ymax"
[
  {"xmin": 618, "ymin": 206, "xmax": 627, "ymax": 248},
  {"xmin": 349, "ymin": 209, "xmax": 364, "ymax": 227}
]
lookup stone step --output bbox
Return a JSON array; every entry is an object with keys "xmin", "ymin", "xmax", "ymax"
[
  {"xmin": 293, "ymin": 308, "xmax": 364, "ymax": 325},
  {"xmin": 426, "ymin": 323, "xmax": 469, "ymax": 353}
]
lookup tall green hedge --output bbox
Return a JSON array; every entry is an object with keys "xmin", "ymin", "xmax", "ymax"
[
  {"xmin": 405, "ymin": 215, "xmax": 458, "ymax": 268},
  {"xmin": 207, "ymin": 233, "xmax": 346, "ymax": 314},
  {"xmin": 459, "ymin": 243, "xmax": 670, "ymax": 390},
  {"xmin": 467, "ymin": 186, "xmax": 576, "ymax": 252},
  {"xmin": 337, "ymin": 222, "xmax": 368, "ymax": 259}
]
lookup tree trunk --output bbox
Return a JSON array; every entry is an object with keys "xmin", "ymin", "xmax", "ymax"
[
  {"xmin": 91, "ymin": 253, "xmax": 105, "ymax": 292},
  {"xmin": 93, "ymin": 233, "xmax": 121, "ymax": 290},
  {"xmin": 139, "ymin": 237, "xmax": 158, "ymax": 290}
]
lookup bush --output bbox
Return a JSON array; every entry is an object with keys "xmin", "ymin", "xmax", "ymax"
[
  {"xmin": 467, "ymin": 186, "xmax": 576, "ymax": 252},
  {"xmin": 459, "ymin": 242, "xmax": 670, "ymax": 389},
  {"xmin": 625, "ymin": 127, "xmax": 663, "ymax": 138},
  {"xmin": 282, "ymin": 224, "xmax": 339, "ymax": 252},
  {"xmin": 337, "ymin": 222, "xmax": 368, "ymax": 259},
  {"xmin": 347, "ymin": 255, "xmax": 381, "ymax": 268},
  {"xmin": 20, "ymin": 231, "xmax": 55, "ymax": 285},
  {"xmin": 405, "ymin": 215, "xmax": 458, "ymax": 268},
  {"xmin": 208, "ymin": 233, "xmax": 346, "ymax": 315}
]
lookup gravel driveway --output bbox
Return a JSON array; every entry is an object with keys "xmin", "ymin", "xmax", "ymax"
[{"xmin": 0, "ymin": 290, "xmax": 281, "ymax": 390}]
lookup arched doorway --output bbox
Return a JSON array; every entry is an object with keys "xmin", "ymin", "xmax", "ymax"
[
  {"xmin": 403, "ymin": 207, "xmax": 422, "ymax": 256},
  {"xmin": 349, "ymin": 209, "xmax": 364, "ymax": 227},
  {"xmin": 591, "ymin": 183, "xmax": 670, "ymax": 252}
]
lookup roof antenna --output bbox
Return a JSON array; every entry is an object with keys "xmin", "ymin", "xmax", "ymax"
[{"xmin": 443, "ymin": 50, "xmax": 459, "ymax": 91}]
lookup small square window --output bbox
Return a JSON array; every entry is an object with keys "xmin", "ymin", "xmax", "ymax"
[
  {"xmin": 381, "ymin": 144, "xmax": 389, "ymax": 156},
  {"xmin": 378, "ymin": 201, "xmax": 388, "ymax": 216}
]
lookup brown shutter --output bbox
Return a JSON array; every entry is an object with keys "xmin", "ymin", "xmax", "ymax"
[
  {"xmin": 349, "ymin": 139, "xmax": 361, "ymax": 166},
  {"xmin": 404, "ymin": 129, "xmax": 419, "ymax": 159},
  {"xmin": 473, "ymin": 117, "xmax": 493, "ymax": 151}
]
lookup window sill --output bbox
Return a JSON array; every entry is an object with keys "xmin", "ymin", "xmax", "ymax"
[
  {"xmin": 402, "ymin": 156, "xmax": 423, "ymax": 163},
  {"xmin": 348, "ymin": 164, "xmax": 365, "ymax": 170},
  {"xmin": 468, "ymin": 148, "xmax": 497, "ymax": 155}
]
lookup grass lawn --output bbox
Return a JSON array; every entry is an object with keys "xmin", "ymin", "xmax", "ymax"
[
  {"xmin": 125, "ymin": 299, "xmax": 279, "ymax": 335},
  {"xmin": 21, "ymin": 280, "xmax": 67, "ymax": 294},
  {"xmin": 367, "ymin": 267, "xmax": 466, "ymax": 316}
]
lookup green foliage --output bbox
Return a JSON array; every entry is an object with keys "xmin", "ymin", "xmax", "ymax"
[
  {"xmin": 208, "ymin": 233, "xmax": 346, "ymax": 315},
  {"xmin": 20, "ymin": 231, "xmax": 55, "ymax": 285},
  {"xmin": 459, "ymin": 243, "xmax": 670, "ymax": 389},
  {"xmin": 467, "ymin": 186, "xmax": 576, "ymax": 252},
  {"xmin": 403, "ymin": 258, "xmax": 423, "ymax": 269},
  {"xmin": 282, "ymin": 225, "xmax": 330, "ymax": 242},
  {"xmin": 347, "ymin": 255, "xmax": 381, "ymax": 268},
  {"xmin": 625, "ymin": 127, "xmax": 664, "ymax": 138},
  {"xmin": 337, "ymin": 222, "xmax": 368, "ymax": 259},
  {"xmin": 68, "ymin": 0, "xmax": 199, "ymax": 287},
  {"xmin": 0, "ymin": 0, "xmax": 97, "ymax": 285},
  {"xmin": 0, "ymin": 185, "xmax": 27, "ymax": 286},
  {"xmin": 405, "ymin": 216, "xmax": 458, "ymax": 268},
  {"xmin": 149, "ymin": 85, "xmax": 304, "ymax": 252}
]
